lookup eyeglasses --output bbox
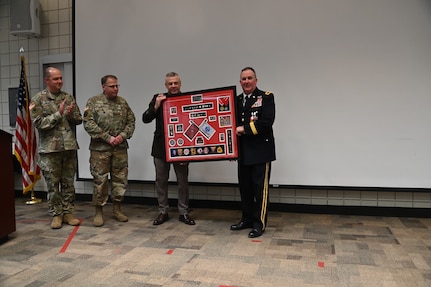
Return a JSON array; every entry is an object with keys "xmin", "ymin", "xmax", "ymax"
[{"xmin": 105, "ymin": 84, "xmax": 120, "ymax": 89}]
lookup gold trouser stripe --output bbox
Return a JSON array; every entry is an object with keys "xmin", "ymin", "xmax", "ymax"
[
  {"xmin": 250, "ymin": 121, "xmax": 258, "ymax": 135},
  {"xmin": 260, "ymin": 162, "xmax": 270, "ymax": 230}
]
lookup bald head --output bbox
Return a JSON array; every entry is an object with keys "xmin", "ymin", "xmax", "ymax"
[{"xmin": 44, "ymin": 67, "xmax": 63, "ymax": 94}]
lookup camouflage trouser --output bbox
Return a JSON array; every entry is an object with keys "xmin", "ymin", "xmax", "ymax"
[
  {"xmin": 90, "ymin": 149, "xmax": 128, "ymax": 206},
  {"xmin": 39, "ymin": 150, "xmax": 77, "ymax": 216}
]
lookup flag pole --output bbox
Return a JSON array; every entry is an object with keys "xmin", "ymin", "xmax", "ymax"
[
  {"xmin": 16, "ymin": 47, "xmax": 42, "ymax": 205},
  {"xmin": 26, "ymin": 187, "xmax": 42, "ymax": 205}
]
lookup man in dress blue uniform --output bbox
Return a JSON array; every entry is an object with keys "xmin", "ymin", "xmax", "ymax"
[{"xmin": 231, "ymin": 67, "xmax": 276, "ymax": 238}]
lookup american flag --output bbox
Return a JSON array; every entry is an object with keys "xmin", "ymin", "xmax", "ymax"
[{"xmin": 14, "ymin": 56, "xmax": 41, "ymax": 194}]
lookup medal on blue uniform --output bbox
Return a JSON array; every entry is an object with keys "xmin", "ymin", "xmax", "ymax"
[{"xmin": 250, "ymin": 111, "xmax": 258, "ymax": 121}]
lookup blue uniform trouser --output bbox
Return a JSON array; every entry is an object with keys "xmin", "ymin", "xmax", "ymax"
[{"xmin": 238, "ymin": 161, "xmax": 271, "ymax": 231}]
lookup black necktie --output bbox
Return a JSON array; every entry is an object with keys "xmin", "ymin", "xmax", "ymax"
[{"xmin": 243, "ymin": 95, "xmax": 249, "ymax": 107}]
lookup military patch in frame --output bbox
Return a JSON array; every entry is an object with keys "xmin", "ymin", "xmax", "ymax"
[{"xmin": 163, "ymin": 86, "xmax": 238, "ymax": 162}]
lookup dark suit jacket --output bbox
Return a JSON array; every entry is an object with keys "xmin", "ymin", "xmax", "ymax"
[
  {"xmin": 142, "ymin": 93, "xmax": 166, "ymax": 160},
  {"xmin": 237, "ymin": 88, "xmax": 276, "ymax": 166}
]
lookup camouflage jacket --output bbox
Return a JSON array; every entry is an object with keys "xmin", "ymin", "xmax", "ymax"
[
  {"xmin": 30, "ymin": 89, "xmax": 82, "ymax": 153},
  {"xmin": 83, "ymin": 94, "xmax": 136, "ymax": 151}
]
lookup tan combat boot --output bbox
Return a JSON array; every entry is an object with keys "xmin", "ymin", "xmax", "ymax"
[
  {"xmin": 50, "ymin": 215, "xmax": 63, "ymax": 229},
  {"xmin": 113, "ymin": 202, "xmax": 128, "ymax": 222},
  {"xmin": 93, "ymin": 206, "xmax": 104, "ymax": 227},
  {"xmin": 63, "ymin": 213, "xmax": 80, "ymax": 226}
]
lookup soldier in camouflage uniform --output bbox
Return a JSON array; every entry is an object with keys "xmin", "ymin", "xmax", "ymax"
[
  {"xmin": 30, "ymin": 67, "xmax": 83, "ymax": 229},
  {"xmin": 83, "ymin": 75, "xmax": 136, "ymax": 227}
]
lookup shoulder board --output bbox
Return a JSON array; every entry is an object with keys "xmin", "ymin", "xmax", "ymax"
[{"xmin": 265, "ymin": 91, "xmax": 272, "ymax": 95}]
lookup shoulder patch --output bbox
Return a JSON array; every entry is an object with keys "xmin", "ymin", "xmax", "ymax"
[{"xmin": 265, "ymin": 91, "xmax": 272, "ymax": 95}]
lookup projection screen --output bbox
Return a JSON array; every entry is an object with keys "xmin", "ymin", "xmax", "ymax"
[{"xmin": 74, "ymin": 0, "xmax": 431, "ymax": 188}]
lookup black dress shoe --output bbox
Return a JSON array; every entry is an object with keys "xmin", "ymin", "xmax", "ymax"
[
  {"xmin": 248, "ymin": 228, "xmax": 263, "ymax": 238},
  {"xmin": 153, "ymin": 213, "xmax": 169, "ymax": 225},
  {"xmin": 179, "ymin": 214, "xmax": 196, "ymax": 225},
  {"xmin": 230, "ymin": 221, "xmax": 253, "ymax": 231}
]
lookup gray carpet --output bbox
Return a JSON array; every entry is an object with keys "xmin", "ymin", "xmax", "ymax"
[{"xmin": 1, "ymin": 198, "xmax": 431, "ymax": 286}]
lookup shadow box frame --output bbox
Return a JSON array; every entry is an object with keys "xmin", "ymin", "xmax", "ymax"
[{"xmin": 162, "ymin": 85, "xmax": 238, "ymax": 163}]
